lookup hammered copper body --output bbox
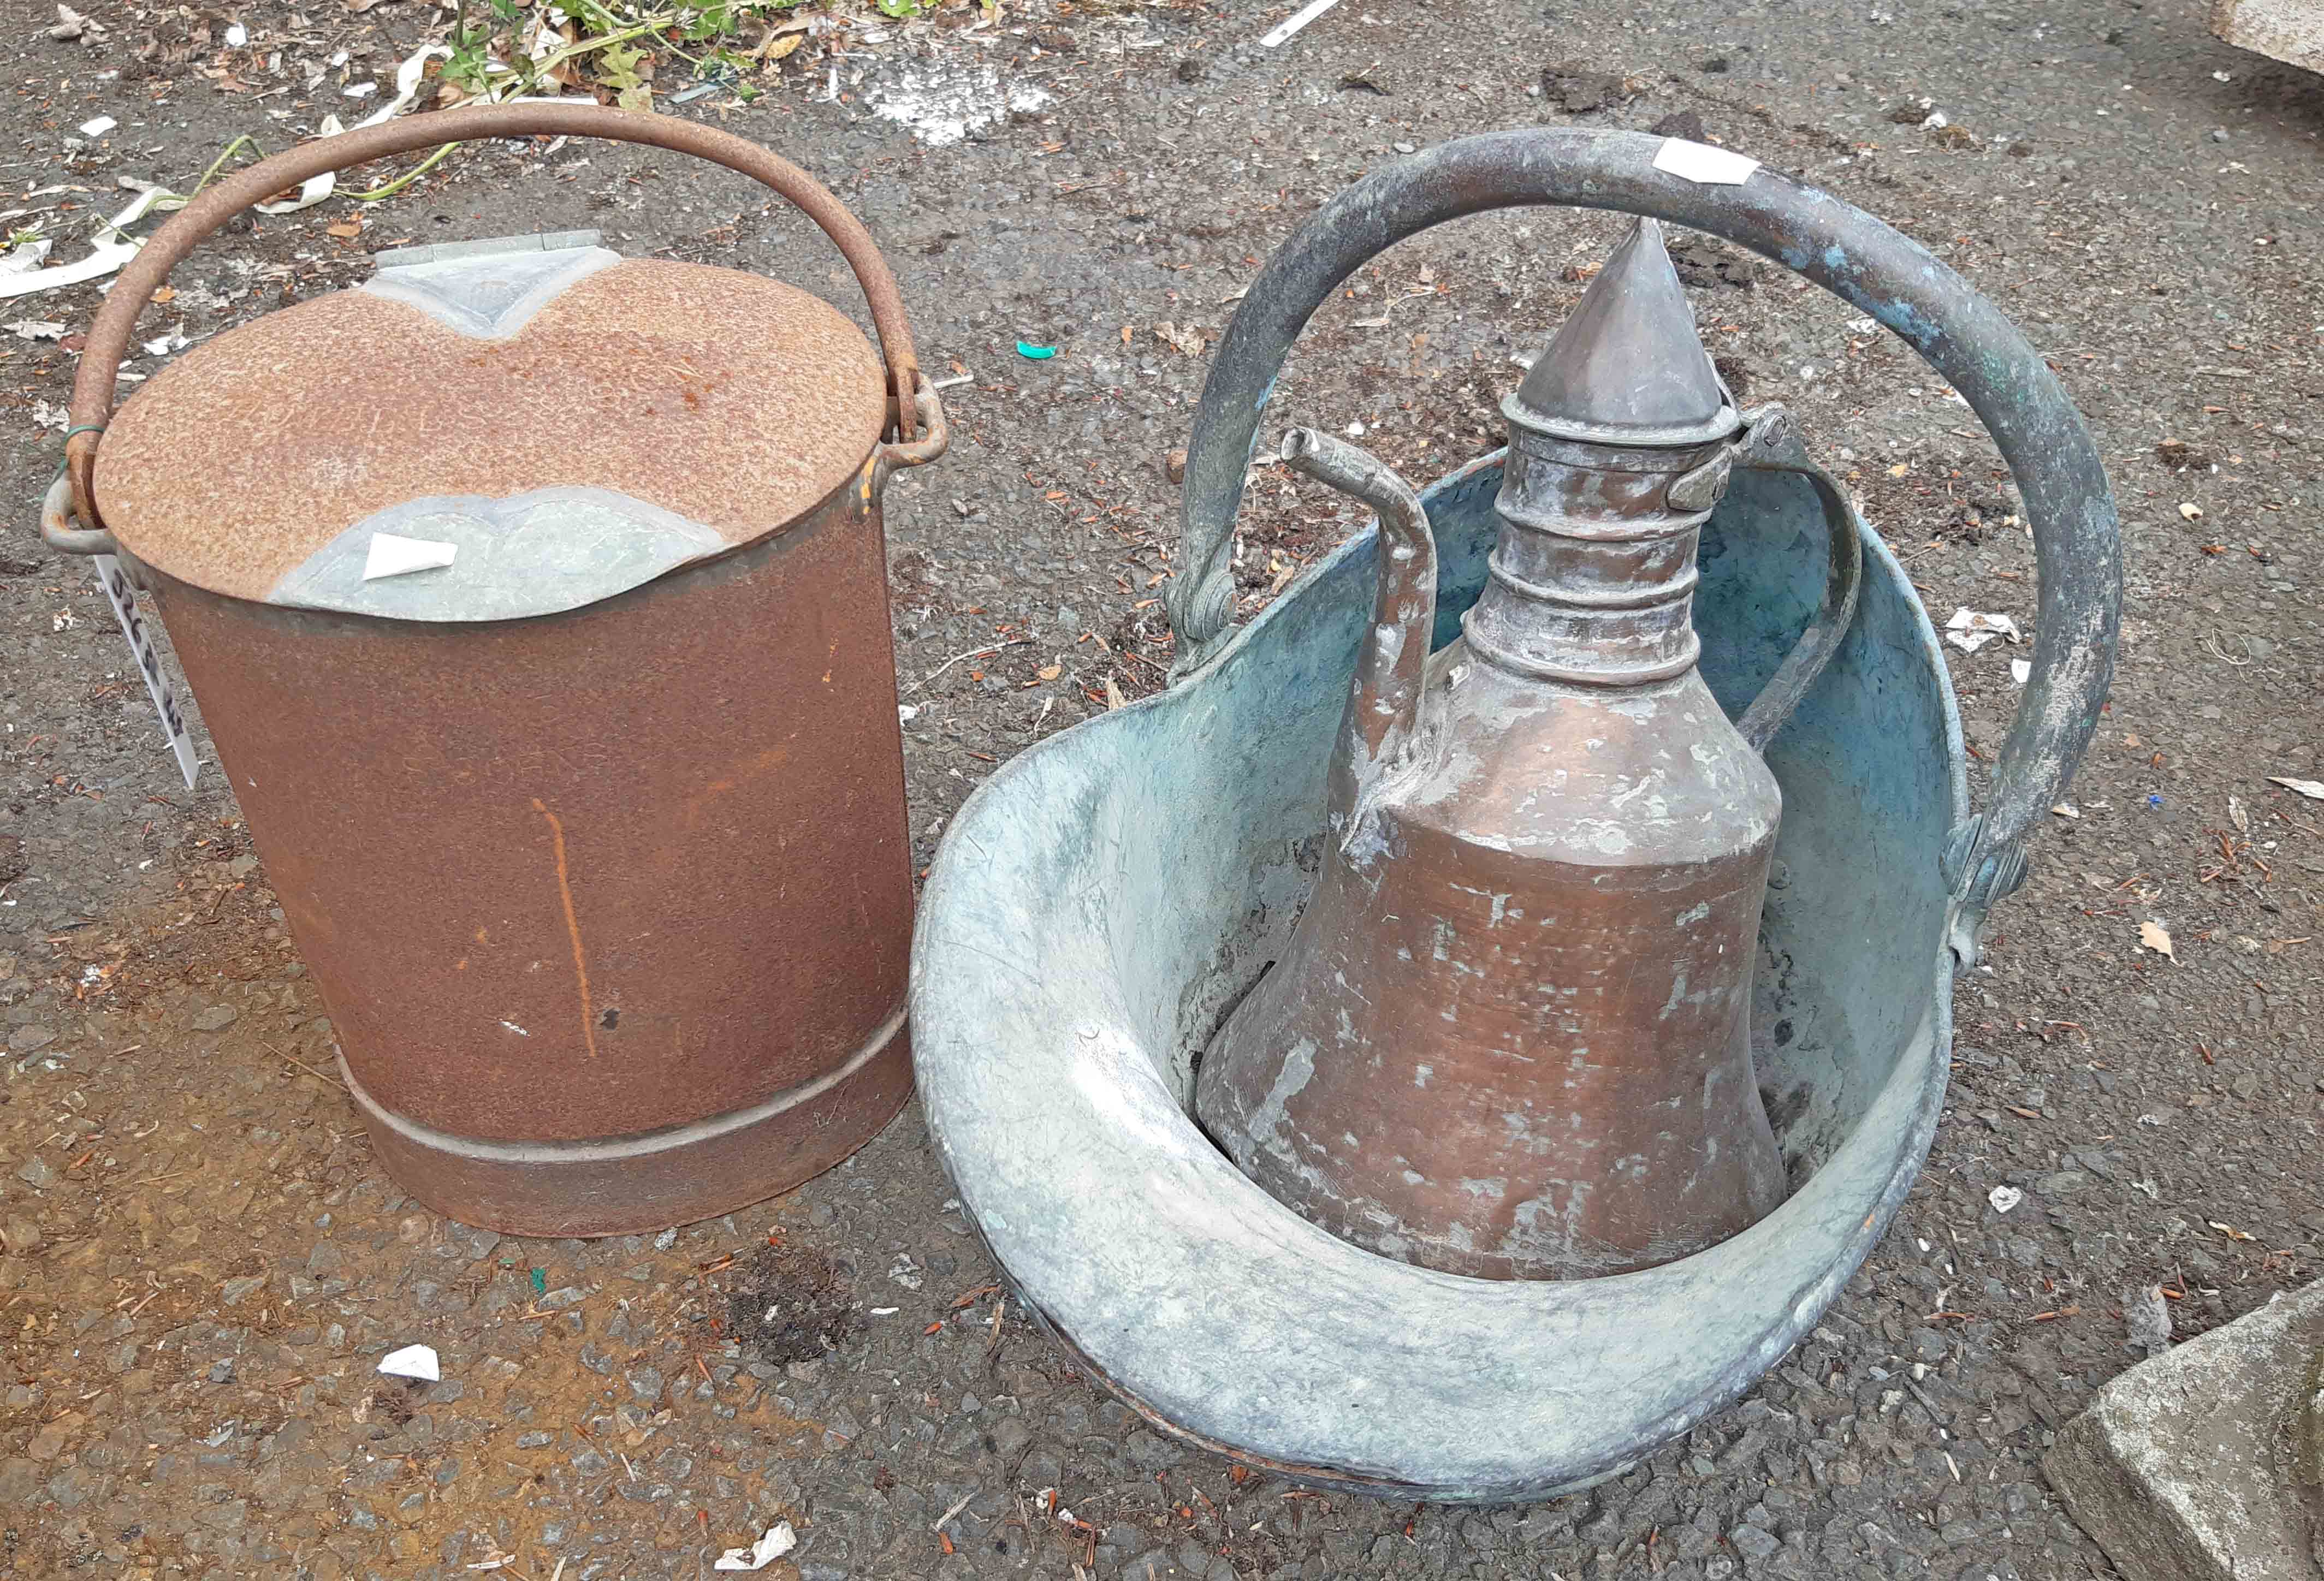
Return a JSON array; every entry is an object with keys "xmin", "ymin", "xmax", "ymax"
[{"xmin": 1197, "ymin": 220, "xmax": 1849, "ymax": 1281}]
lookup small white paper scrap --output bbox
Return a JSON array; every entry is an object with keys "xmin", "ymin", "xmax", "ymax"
[
  {"xmin": 1988, "ymin": 1185, "xmax": 2023, "ymax": 1215},
  {"xmin": 364, "ymin": 533, "xmax": 458, "ymax": 580},
  {"xmin": 2271, "ymin": 776, "xmax": 2324, "ymax": 802},
  {"xmin": 1260, "ymin": 0, "xmax": 1343, "ymax": 47},
  {"xmin": 377, "ymin": 1343, "xmax": 441, "ymax": 1382},
  {"xmin": 713, "ymin": 1521, "xmax": 797, "ymax": 1572},
  {"xmin": 1944, "ymin": 608, "xmax": 2021, "ymax": 652},
  {"xmin": 1653, "ymin": 138, "xmax": 1761, "ymax": 187},
  {"xmin": 0, "ymin": 240, "xmax": 54, "ymax": 278},
  {"xmin": 0, "ymin": 183, "xmax": 180, "ymax": 301},
  {"xmin": 2010, "ymin": 658, "xmax": 2031, "ymax": 685},
  {"xmin": 78, "ymin": 115, "xmax": 116, "ymax": 138}
]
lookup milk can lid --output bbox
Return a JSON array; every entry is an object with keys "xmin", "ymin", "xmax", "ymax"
[{"xmin": 93, "ymin": 233, "xmax": 890, "ymax": 621}]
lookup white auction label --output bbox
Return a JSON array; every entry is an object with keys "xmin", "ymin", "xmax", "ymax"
[
  {"xmin": 1652, "ymin": 138, "xmax": 1762, "ymax": 187},
  {"xmin": 91, "ymin": 555, "xmax": 199, "ymax": 790}
]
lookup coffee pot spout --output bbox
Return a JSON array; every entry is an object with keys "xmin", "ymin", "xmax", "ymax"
[{"xmin": 1276, "ymin": 427, "xmax": 1437, "ymax": 835}]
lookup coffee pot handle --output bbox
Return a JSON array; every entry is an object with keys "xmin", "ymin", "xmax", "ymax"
[
  {"xmin": 1167, "ymin": 129, "xmax": 2119, "ymax": 929},
  {"xmin": 1726, "ymin": 406, "xmax": 1865, "ymax": 756}
]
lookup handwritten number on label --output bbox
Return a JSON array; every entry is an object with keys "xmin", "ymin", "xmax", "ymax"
[{"xmin": 91, "ymin": 554, "xmax": 200, "ymax": 791}]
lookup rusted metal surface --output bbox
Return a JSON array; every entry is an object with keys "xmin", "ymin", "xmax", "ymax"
[
  {"xmin": 140, "ymin": 466, "xmax": 917, "ymax": 1237},
  {"xmin": 66, "ymin": 102, "xmax": 927, "ymax": 533},
  {"xmin": 1195, "ymin": 223, "xmax": 1854, "ymax": 1280},
  {"xmin": 97, "ymin": 254, "xmax": 888, "ymax": 604},
  {"xmin": 33, "ymin": 105, "xmax": 952, "ymax": 1235}
]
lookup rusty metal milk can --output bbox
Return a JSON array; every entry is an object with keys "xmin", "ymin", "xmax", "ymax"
[
  {"xmin": 40, "ymin": 106, "xmax": 947, "ymax": 1235},
  {"xmin": 1196, "ymin": 218, "xmax": 1860, "ymax": 1280}
]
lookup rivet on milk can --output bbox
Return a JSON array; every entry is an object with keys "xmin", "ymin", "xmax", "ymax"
[
  {"xmin": 39, "ymin": 105, "xmax": 950, "ymax": 1238},
  {"xmin": 910, "ymin": 129, "xmax": 2120, "ymax": 1500}
]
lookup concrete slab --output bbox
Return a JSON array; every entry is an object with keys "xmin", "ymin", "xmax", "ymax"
[
  {"xmin": 2046, "ymin": 1281, "xmax": 2324, "ymax": 1581},
  {"xmin": 2212, "ymin": 0, "xmax": 2324, "ymax": 73}
]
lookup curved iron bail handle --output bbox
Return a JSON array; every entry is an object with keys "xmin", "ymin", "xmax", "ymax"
[
  {"xmin": 1169, "ymin": 129, "xmax": 2120, "ymax": 928},
  {"xmin": 58, "ymin": 102, "xmax": 933, "ymax": 546},
  {"xmin": 1728, "ymin": 405, "xmax": 1864, "ymax": 756}
]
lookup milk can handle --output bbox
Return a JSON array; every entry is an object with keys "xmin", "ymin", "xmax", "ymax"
[
  {"xmin": 1169, "ymin": 129, "xmax": 2119, "ymax": 920},
  {"xmin": 61, "ymin": 102, "xmax": 927, "ymax": 543}
]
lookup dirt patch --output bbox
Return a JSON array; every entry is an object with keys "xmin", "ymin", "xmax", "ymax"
[
  {"xmin": 725, "ymin": 1245, "xmax": 859, "ymax": 1369},
  {"xmin": 366, "ymin": 1381, "xmax": 422, "ymax": 1428},
  {"xmin": 1539, "ymin": 62, "xmax": 1632, "ymax": 114},
  {"xmin": 1669, "ymin": 236, "xmax": 1762, "ymax": 290},
  {"xmin": 2155, "ymin": 437, "xmax": 2217, "ymax": 472}
]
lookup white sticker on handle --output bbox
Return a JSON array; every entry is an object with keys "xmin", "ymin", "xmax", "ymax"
[
  {"xmin": 92, "ymin": 555, "xmax": 199, "ymax": 790},
  {"xmin": 1653, "ymin": 139, "xmax": 1761, "ymax": 186}
]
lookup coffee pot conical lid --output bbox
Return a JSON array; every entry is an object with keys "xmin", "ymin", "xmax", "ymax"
[{"xmin": 1507, "ymin": 218, "xmax": 1740, "ymax": 448}]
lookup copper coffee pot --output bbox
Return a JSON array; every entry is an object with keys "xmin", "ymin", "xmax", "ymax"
[{"xmin": 1195, "ymin": 218, "xmax": 1863, "ymax": 1281}]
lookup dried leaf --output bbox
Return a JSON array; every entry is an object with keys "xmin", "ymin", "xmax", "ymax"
[
  {"xmin": 2270, "ymin": 776, "xmax": 2324, "ymax": 801},
  {"xmin": 2208, "ymin": 1220, "xmax": 2256, "ymax": 1243},
  {"xmin": 325, "ymin": 221, "xmax": 362, "ymax": 238},
  {"xmin": 1104, "ymin": 676, "xmax": 1126, "ymax": 711},
  {"xmin": 1036, "ymin": 663, "xmax": 1061, "ymax": 681},
  {"xmin": 49, "ymin": 3, "xmax": 106, "ymax": 40},
  {"xmin": 766, "ymin": 32, "xmax": 803, "ymax": 61},
  {"xmin": 1152, "ymin": 320, "xmax": 1206, "ymax": 356},
  {"xmin": 2138, "ymin": 920, "xmax": 2174, "ymax": 960}
]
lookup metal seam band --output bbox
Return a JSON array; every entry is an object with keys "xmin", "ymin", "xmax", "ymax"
[
  {"xmin": 1491, "ymin": 496, "xmax": 1715, "ymax": 545},
  {"xmin": 1484, "ymin": 551, "xmax": 1700, "ymax": 611},
  {"xmin": 338, "ymin": 1002, "xmax": 905, "ymax": 1166},
  {"xmin": 1457, "ymin": 609, "xmax": 1701, "ymax": 687}
]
